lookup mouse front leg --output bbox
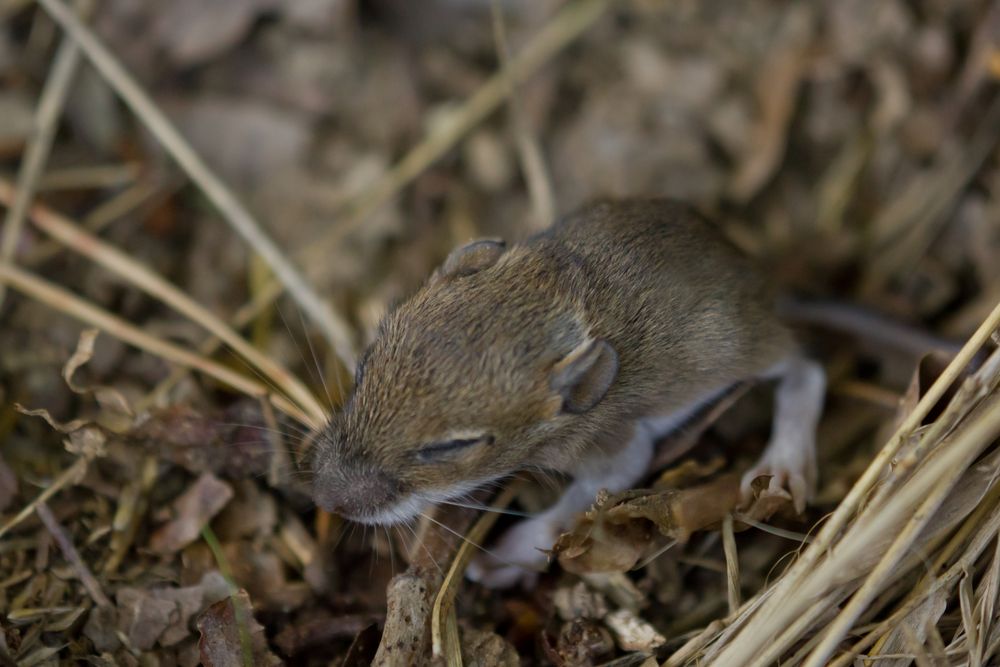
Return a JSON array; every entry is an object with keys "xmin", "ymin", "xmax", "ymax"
[
  {"xmin": 741, "ymin": 354, "xmax": 826, "ymax": 513},
  {"xmin": 467, "ymin": 426, "xmax": 655, "ymax": 589}
]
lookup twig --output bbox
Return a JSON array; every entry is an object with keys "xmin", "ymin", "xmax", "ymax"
[
  {"xmin": 0, "ymin": 178, "xmax": 327, "ymax": 425},
  {"xmin": 0, "ymin": 2, "xmax": 86, "ymax": 305},
  {"xmin": 35, "ymin": 501, "xmax": 111, "ymax": 607},
  {"xmin": 0, "ymin": 262, "xmax": 315, "ymax": 427},
  {"xmin": 490, "ymin": 0, "xmax": 556, "ymax": 232},
  {"xmin": 0, "ymin": 457, "xmax": 87, "ymax": 540},
  {"xmin": 721, "ymin": 514, "xmax": 741, "ymax": 614},
  {"xmin": 35, "ymin": 0, "xmax": 357, "ymax": 370}
]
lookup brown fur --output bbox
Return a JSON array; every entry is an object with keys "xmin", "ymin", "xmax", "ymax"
[{"xmin": 312, "ymin": 199, "xmax": 795, "ymax": 522}]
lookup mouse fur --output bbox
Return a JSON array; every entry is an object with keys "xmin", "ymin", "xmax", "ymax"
[{"xmin": 312, "ymin": 198, "xmax": 824, "ymax": 586}]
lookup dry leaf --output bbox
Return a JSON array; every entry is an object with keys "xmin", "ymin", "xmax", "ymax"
[
  {"xmin": 197, "ymin": 590, "xmax": 281, "ymax": 667},
  {"xmin": 150, "ymin": 473, "xmax": 234, "ymax": 554},
  {"xmin": 555, "ymin": 472, "xmax": 789, "ymax": 575}
]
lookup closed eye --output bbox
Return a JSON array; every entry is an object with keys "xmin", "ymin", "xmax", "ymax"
[{"xmin": 416, "ymin": 435, "xmax": 492, "ymax": 462}]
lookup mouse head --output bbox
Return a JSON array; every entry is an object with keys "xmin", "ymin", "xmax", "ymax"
[{"xmin": 311, "ymin": 238, "xmax": 619, "ymax": 525}]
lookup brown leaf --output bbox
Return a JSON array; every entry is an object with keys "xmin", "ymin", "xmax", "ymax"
[
  {"xmin": 197, "ymin": 590, "xmax": 281, "ymax": 667},
  {"xmin": 150, "ymin": 473, "xmax": 234, "ymax": 554},
  {"xmin": 555, "ymin": 473, "xmax": 789, "ymax": 575},
  {"xmin": 99, "ymin": 572, "xmax": 231, "ymax": 651}
]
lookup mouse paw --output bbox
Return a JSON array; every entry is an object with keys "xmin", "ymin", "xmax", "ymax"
[
  {"xmin": 740, "ymin": 444, "xmax": 816, "ymax": 514},
  {"xmin": 465, "ymin": 517, "xmax": 556, "ymax": 589}
]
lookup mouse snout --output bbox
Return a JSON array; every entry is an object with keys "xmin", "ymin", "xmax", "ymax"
[{"xmin": 313, "ymin": 468, "xmax": 401, "ymax": 523}]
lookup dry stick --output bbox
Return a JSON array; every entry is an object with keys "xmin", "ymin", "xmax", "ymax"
[
  {"xmin": 0, "ymin": 457, "xmax": 87, "ymax": 540},
  {"xmin": 0, "ymin": 178, "xmax": 327, "ymax": 425},
  {"xmin": 0, "ymin": 8, "xmax": 84, "ymax": 305},
  {"xmin": 34, "ymin": 0, "xmax": 356, "ymax": 371},
  {"xmin": 138, "ymin": 0, "xmax": 610, "ymax": 409},
  {"xmin": 0, "ymin": 262, "xmax": 315, "ymax": 428},
  {"xmin": 490, "ymin": 0, "xmax": 556, "ymax": 231},
  {"xmin": 741, "ymin": 393, "xmax": 1000, "ymax": 667},
  {"xmin": 35, "ymin": 501, "xmax": 111, "ymax": 608},
  {"xmin": 711, "ymin": 298, "xmax": 1000, "ymax": 665},
  {"xmin": 721, "ymin": 514, "xmax": 741, "ymax": 614}
]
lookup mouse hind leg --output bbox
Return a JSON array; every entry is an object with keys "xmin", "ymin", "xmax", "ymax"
[{"xmin": 740, "ymin": 354, "xmax": 826, "ymax": 513}]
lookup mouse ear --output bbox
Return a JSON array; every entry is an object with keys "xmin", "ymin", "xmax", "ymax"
[
  {"xmin": 433, "ymin": 238, "xmax": 506, "ymax": 282},
  {"xmin": 550, "ymin": 338, "xmax": 619, "ymax": 414}
]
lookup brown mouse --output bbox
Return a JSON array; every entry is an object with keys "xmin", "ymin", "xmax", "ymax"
[{"xmin": 311, "ymin": 199, "xmax": 825, "ymax": 587}]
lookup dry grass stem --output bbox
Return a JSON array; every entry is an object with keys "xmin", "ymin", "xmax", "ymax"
[
  {"xmin": 0, "ymin": 456, "xmax": 87, "ymax": 540},
  {"xmin": 35, "ymin": 501, "xmax": 111, "ymax": 608},
  {"xmin": 0, "ymin": 177, "xmax": 327, "ymax": 424},
  {"xmin": 34, "ymin": 0, "xmax": 357, "ymax": 370},
  {"xmin": 35, "ymin": 163, "xmax": 141, "ymax": 191},
  {"xmin": 0, "ymin": 262, "xmax": 316, "ymax": 427},
  {"xmin": 0, "ymin": 5, "xmax": 85, "ymax": 304},
  {"xmin": 721, "ymin": 514, "xmax": 740, "ymax": 614},
  {"xmin": 430, "ymin": 485, "xmax": 518, "ymax": 660}
]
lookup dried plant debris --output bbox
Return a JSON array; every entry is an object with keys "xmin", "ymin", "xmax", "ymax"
[{"xmin": 2, "ymin": 0, "xmax": 1000, "ymax": 664}]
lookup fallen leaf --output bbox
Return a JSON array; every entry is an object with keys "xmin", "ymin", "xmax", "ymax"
[
  {"xmin": 197, "ymin": 590, "xmax": 281, "ymax": 667},
  {"xmin": 150, "ymin": 473, "xmax": 234, "ymax": 554},
  {"xmin": 93, "ymin": 571, "xmax": 231, "ymax": 651},
  {"xmin": 555, "ymin": 473, "xmax": 790, "ymax": 575}
]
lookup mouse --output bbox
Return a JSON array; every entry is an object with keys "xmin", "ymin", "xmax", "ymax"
[{"xmin": 310, "ymin": 198, "xmax": 826, "ymax": 588}]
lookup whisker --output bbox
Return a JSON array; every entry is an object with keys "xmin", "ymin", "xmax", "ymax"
[
  {"xmin": 420, "ymin": 511, "xmax": 542, "ymax": 573},
  {"xmin": 401, "ymin": 519, "xmax": 443, "ymax": 576},
  {"xmin": 295, "ymin": 305, "xmax": 336, "ymax": 413},
  {"xmin": 430, "ymin": 497, "xmax": 534, "ymax": 518}
]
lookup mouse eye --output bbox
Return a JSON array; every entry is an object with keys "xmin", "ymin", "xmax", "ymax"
[{"xmin": 416, "ymin": 435, "xmax": 493, "ymax": 462}]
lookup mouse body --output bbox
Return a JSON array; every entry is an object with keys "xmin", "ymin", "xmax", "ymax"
[{"xmin": 312, "ymin": 199, "xmax": 826, "ymax": 587}]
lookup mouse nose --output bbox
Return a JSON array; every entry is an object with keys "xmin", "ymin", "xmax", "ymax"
[{"xmin": 313, "ymin": 469, "xmax": 400, "ymax": 520}]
